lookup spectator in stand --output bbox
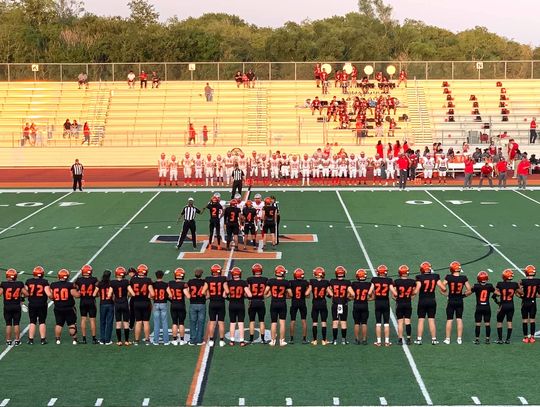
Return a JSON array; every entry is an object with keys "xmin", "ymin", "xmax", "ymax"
[
  {"xmin": 397, "ymin": 70, "xmax": 407, "ymax": 87},
  {"xmin": 202, "ymin": 125, "xmax": 208, "ymax": 146},
  {"xmin": 314, "ymin": 63, "xmax": 322, "ymax": 88},
  {"xmin": 204, "ymin": 83, "xmax": 214, "ymax": 102},
  {"xmin": 188, "ymin": 123, "xmax": 196, "ymax": 145},
  {"xmin": 387, "ymin": 142, "xmax": 393, "ymax": 158},
  {"xmin": 375, "ymin": 120, "xmax": 384, "ymax": 138},
  {"xmin": 71, "ymin": 120, "xmax": 79, "ymax": 138},
  {"xmin": 472, "ymin": 148, "xmax": 482, "ymax": 163},
  {"xmin": 355, "ymin": 120, "xmax": 366, "ymax": 144},
  {"xmin": 311, "ymin": 96, "xmax": 321, "ymax": 115},
  {"xmin": 63, "ymin": 119, "xmax": 71, "ymax": 139},
  {"xmin": 30, "ymin": 122, "xmax": 37, "ymax": 144},
  {"xmin": 351, "ymin": 65, "xmax": 358, "ymax": 88},
  {"xmin": 409, "ymin": 150, "xmax": 419, "ymax": 181},
  {"xmin": 22, "ymin": 123, "xmax": 30, "ymax": 146},
  {"xmin": 127, "ymin": 70, "xmax": 136, "ymax": 88},
  {"xmin": 376, "ymin": 140, "xmax": 384, "ymax": 158},
  {"xmin": 463, "ymin": 156, "xmax": 474, "ymax": 189},
  {"xmin": 516, "ymin": 156, "xmax": 531, "ymax": 189},
  {"xmin": 234, "ymin": 71, "xmax": 243, "ymax": 88},
  {"xmin": 242, "ymin": 72, "xmax": 249, "ymax": 88},
  {"xmin": 151, "ymin": 71, "xmax": 161, "ymax": 88},
  {"xmin": 246, "ymin": 69, "xmax": 256, "ymax": 88},
  {"xmin": 479, "ymin": 161, "xmax": 493, "ymax": 188},
  {"xmin": 321, "ymin": 68, "xmax": 330, "ymax": 94},
  {"xmin": 403, "ymin": 140, "xmax": 409, "ymax": 153},
  {"xmin": 77, "ymin": 72, "xmax": 89, "ymax": 89},
  {"xmin": 496, "ymin": 157, "xmax": 508, "ymax": 188},
  {"xmin": 530, "ymin": 117, "xmax": 537, "ymax": 144},
  {"xmin": 393, "ymin": 140, "xmax": 401, "ymax": 157},
  {"xmin": 530, "ymin": 154, "xmax": 539, "ymax": 166},
  {"xmin": 139, "ymin": 71, "xmax": 148, "ymax": 88},
  {"xmin": 82, "ymin": 122, "xmax": 90, "ymax": 146}
]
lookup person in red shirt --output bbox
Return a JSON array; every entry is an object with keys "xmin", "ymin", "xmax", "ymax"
[
  {"xmin": 139, "ymin": 71, "xmax": 148, "ymax": 89},
  {"xmin": 311, "ymin": 96, "xmax": 321, "ymax": 115},
  {"xmin": 464, "ymin": 157, "xmax": 474, "ymax": 189},
  {"xmin": 188, "ymin": 123, "xmax": 196, "ymax": 145},
  {"xmin": 393, "ymin": 140, "xmax": 401, "ymax": 157},
  {"xmin": 397, "ymin": 154, "xmax": 410, "ymax": 190},
  {"xmin": 496, "ymin": 157, "xmax": 508, "ymax": 188},
  {"xmin": 530, "ymin": 117, "xmax": 537, "ymax": 144},
  {"xmin": 314, "ymin": 63, "xmax": 322, "ymax": 88},
  {"xmin": 397, "ymin": 70, "xmax": 407, "ymax": 87},
  {"xmin": 479, "ymin": 161, "xmax": 493, "ymax": 188},
  {"xmin": 376, "ymin": 140, "xmax": 384, "ymax": 158},
  {"xmin": 403, "ymin": 140, "xmax": 409, "ymax": 153},
  {"xmin": 517, "ymin": 157, "xmax": 531, "ymax": 189},
  {"xmin": 508, "ymin": 139, "xmax": 519, "ymax": 161},
  {"xmin": 202, "ymin": 125, "xmax": 208, "ymax": 146}
]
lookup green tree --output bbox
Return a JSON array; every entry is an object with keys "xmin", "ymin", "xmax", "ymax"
[{"xmin": 128, "ymin": 0, "xmax": 158, "ymax": 26}]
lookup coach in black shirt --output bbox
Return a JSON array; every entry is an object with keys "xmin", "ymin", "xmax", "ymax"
[
  {"xmin": 70, "ymin": 159, "xmax": 84, "ymax": 191},
  {"xmin": 231, "ymin": 163, "xmax": 244, "ymax": 199},
  {"xmin": 176, "ymin": 198, "xmax": 202, "ymax": 250}
]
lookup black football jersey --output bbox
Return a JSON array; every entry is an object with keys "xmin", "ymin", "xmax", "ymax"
[
  {"xmin": 26, "ymin": 277, "xmax": 49, "ymax": 306},
  {"xmin": 310, "ymin": 279, "xmax": 330, "ymax": 304},
  {"xmin": 351, "ymin": 281, "xmax": 371, "ymax": 304},
  {"xmin": 329, "ymin": 279, "xmax": 351, "ymax": 304},
  {"xmin": 110, "ymin": 279, "xmax": 129, "ymax": 304},
  {"xmin": 290, "ymin": 279, "xmax": 309, "ymax": 303},
  {"xmin": 445, "ymin": 274, "xmax": 469, "ymax": 300},
  {"xmin": 206, "ymin": 275, "xmax": 227, "ymax": 302},
  {"xmin": 168, "ymin": 280, "xmax": 187, "ymax": 304},
  {"xmin": 472, "ymin": 283, "xmax": 495, "ymax": 306},
  {"xmin": 394, "ymin": 278, "xmax": 416, "ymax": 303},
  {"xmin": 371, "ymin": 277, "xmax": 393, "ymax": 300},
  {"xmin": 0, "ymin": 281, "xmax": 25, "ymax": 305},
  {"xmin": 247, "ymin": 276, "xmax": 268, "ymax": 300},
  {"xmin": 521, "ymin": 278, "xmax": 540, "ymax": 302},
  {"xmin": 75, "ymin": 276, "xmax": 98, "ymax": 302},
  {"xmin": 228, "ymin": 279, "xmax": 248, "ymax": 302},
  {"xmin": 267, "ymin": 278, "xmax": 289, "ymax": 303},
  {"xmin": 50, "ymin": 281, "xmax": 76, "ymax": 309},
  {"xmin": 496, "ymin": 281, "xmax": 519, "ymax": 304},
  {"xmin": 416, "ymin": 273, "xmax": 440, "ymax": 299}
]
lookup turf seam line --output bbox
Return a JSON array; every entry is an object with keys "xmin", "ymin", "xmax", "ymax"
[
  {"xmin": 0, "ymin": 191, "xmax": 160, "ymax": 364},
  {"xmin": 425, "ymin": 191, "xmax": 525, "ymax": 276},
  {"xmin": 336, "ymin": 190, "xmax": 434, "ymax": 406},
  {"xmin": 0, "ymin": 191, "xmax": 72, "ymax": 236}
]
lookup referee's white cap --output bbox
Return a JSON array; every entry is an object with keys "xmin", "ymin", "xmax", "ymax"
[
  {"xmin": 213, "ymin": 192, "xmax": 221, "ymax": 198},
  {"xmin": 188, "ymin": 197, "xmax": 194, "ymax": 201}
]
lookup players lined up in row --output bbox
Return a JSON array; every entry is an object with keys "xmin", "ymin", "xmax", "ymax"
[
  {"xmin": 1, "ymin": 262, "xmax": 538, "ymax": 348},
  {"xmin": 157, "ymin": 150, "xmax": 474, "ymax": 187}
]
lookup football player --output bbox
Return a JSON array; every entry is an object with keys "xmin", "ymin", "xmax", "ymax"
[
  {"xmin": 194, "ymin": 152, "xmax": 204, "ymax": 184},
  {"xmin": 158, "ymin": 152, "xmax": 168, "ymax": 187},
  {"xmin": 0, "ymin": 269, "xmax": 27, "ymax": 346},
  {"xmin": 227, "ymin": 267, "xmax": 252, "ymax": 346},
  {"xmin": 75, "ymin": 264, "xmax": 98, "ymax": 344},
  {"xmin": 167, "ymin": 268, "xmax": 190, "ymax": 346},
  {"xmin": 300, "ymin": 153, "xmax": 311, "ymax": 186},
  {"xmin": 290, "ymin": 155, "xmax": 300, "ymax": 183},
  {"xmin": 289, "ymin": 268, "xmax": 311, "ymax": 344},
  {"xmin": 241, "ymin": 200, "xmax": 258, "ymax": 250},
  {"xmin": 414, "ymin": 261, "xmax": 446, "ymax": 345},
  {"xmin": 384, "ymin": 154, "xmax": 396, "ymax": 186},
  {"xmin": 204, "ymin": 154, "xmax": 215, "ymax": 186},
  {"xmin": 247, "ymin": 263, "xmax": 268, "ymax": 344},
  {"xmin": 519, "ymin": 265, "xmax": 539, "ymax": 343},
  {"xmin": 223, "ymin": 199, "xmax": 241, "ymax": 250},
  {"xmin": 182, "ymin": 152, "xmax": 193, "ymax": 186},
  {"xmin": 494, "ymin": 269, "xmax": 519, "ymax": 344},
  {"xmin": 369, "ymin": 265, "xmax": 394, "ymax": 346},
  {"xmin": 261, "ymin": 197, "xmax": 277, "ymax": 249},
  {"xmin": 206, "ymin": 264, "xmax": 229, "ymax": 347},
  {"xmin": 169, "ymin": 155, "xmax": 179, "ymax": 186},
  {"xmin": 422, "ymin": 154, "xmax": 435, "ymax": 185},
  {"xmin": 130, "ymin": 264, "xmax": 154, "ymax": 345},
  {"xmin": 372, "ymin": 154, "xmax": 383, "ymax": 185},
  {"xmin": 437, "ymin": 154, "xmax": 449, "ymax": 184},
  {"xmin": 224, "ymin": 151, "xmax": 234, "ymax": 184},
  {"xmin": 393, "ymin": 265, "xmax": 415, "ymax": 345},
  {"xmin": 152, "ymin": 270, "xmax": 170, "ymax": 345},
  {"xmin": 264, "ymin": 265, "xmax": 291, "ymax": 346},
  {"xmin": 351, "ymin": 269, "xmax": 371, "ymax": 345},
  {"xmin": 310, "ymin": 266, "xmax": 330, "ymax": 345},
  {"xmin": 442, "ymin": 261, "xmax": 471, "ymax": 345},
  {"xmin": 472, "ymin": 271, "xmax": 495, "ymax": 344},
  {"xmin": 328, "ymin": 266, "xmax": 351, "ymax": 344},
  {"xmin": 49, "ymin": 269, "xmax": 80, "ymax": 345},
  {"xmin": 25, "ymin": 266, "xmax": 51, "ymax": 345},
  {"xmin": 215, "ymin": 155, "xmax": 224, "ymax": 186},
  {"xmin": 206, "ymin": 195, "xmax": 223, "ymax": 250},
  {"xmin": 110, "ymin": 266, "xmax": 133, "ymax": 346},
  {"xmin": 358, "ymin": 152, "xmax": 369, "ymax": 185}
]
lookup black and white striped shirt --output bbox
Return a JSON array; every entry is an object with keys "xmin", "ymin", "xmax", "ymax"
[
  {"xmin": 232, "ymin": 168, "xmax": 244, "ymax": 181},
  {"xmin": 71, "ymin": 162, "xmax": 83, "ymax": 176},
  {"xmin": 181, "ymin": 205, "xmax": 201, "ymax": 221}
]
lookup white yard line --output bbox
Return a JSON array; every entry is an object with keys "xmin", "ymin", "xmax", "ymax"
[
  {"xmin": 0, "ymin": 191, "xmax": 160, "ymax": 364},
  {"xmin": 0, "ymin": 192, "xmax": 72, "ymax": 235},
  {"xmin": 336, "ymin": 191, "xmax": 433, "ymax": 406},
  {"xmin": 425, "ymin": 191, "xmax": 524, "ymax": 276},
  {"xmin": 514, "ymin": 190, "xmax": 540, "ymax": 205}
]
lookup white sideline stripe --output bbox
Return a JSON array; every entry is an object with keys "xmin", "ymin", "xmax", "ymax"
[
  {"xmin": 0, "ymin": 192, "xmax": 72, "ymax": 235},
  {"xmin": 190, "ymin": 246, "xmax": 235, "ymax": 406},
  {"xmin": 425, "ymin": 191, "xmax": 525, "ymax": 276},
  {"xmin": 286, "ymin": 398, "xmax": 293, "ymax": 406},
  {"xmin": 518, "ymin": 397, "xmax": 528, "ymax": 405},
  {"xmin": 514, "ymin": 190, "xmax": 540, "ymax": 205},
  {"xmin": 95, "ymin": 398, "xmax": 104, "ymax": 407},
  {"xmin": 472, "ymin": 396, "xmax": 481, "ymax": 405},
  {"xmin": 336, "ymin": 191, "xmax": 433, "ymax": 406},
  {"xmin": 0, "ymin": 399, "xmax": 9, "ymax": 407},
  {"xmin": 0, "ymin": 191, "xmax": 161, "ymax": 364},
  {"xmin": 379, "ymin": 397, "xmax": 388, "ymax": 406},
  {"xmin": 238, "ymin": 398, "xmax": 245, "ymax": 406},
  {"xmin": 47, "ymin": 398, "xmax": 58, "ymax": 406},
  {"xmin": 142, "ymin": 398, "xmax": 150, "ymax": 406},
  {"xmin": 200, "ymin": 240, "xmax": 209, "ymax": 253},
  {"xmin": 333, "ymin": 397, "xmax": 340, "ymax": 405}
]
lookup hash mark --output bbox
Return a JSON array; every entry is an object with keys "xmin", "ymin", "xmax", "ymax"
[
  {"xmin": 333, "ymin": 397, "xmax": 340, "ymax": 406},
  {"xmin": 489, "ymin": 224, "xmax": 494, "ymax": 227},
  {"xmin": 285, "ymin": 398, "xmax": 293, "ymax": 406},
  {"xmin": 512, "ymin": 224, "xmax": 517, "ymax": 227},
  {"xmin": 95, "ymin": 399, "xmax": 104, "ymax": 407},
  {"xmin": 238, "ymin": 398, "xmax": 245, "ymax": 406},
  {"xmin": 47, "ymin": 398, "xmax": 58, "ymax": 407},
  {"xmin": 0, "ymin": 399, "xmax": 10, "ymax": 407},
  {"xmin": 29, "ymin": 226, "xmax": 34, "ymax": 230},
  {"xmin": 420, "ymin": 224, "xmax": 425, "ymax": 228},
  {"xmin": 471, "ymin": 396, "xmax": 481, "ymax": 405},
  {"xmin": 98, "ymin": 226, "xmax": 103, "ymax": 229},
  {"xmin": 379, "ymin": 397, "xmax": 388, "ymax": 406},
  {"xmin": 518, "ymin": 396, "xmax": 528, "ymax": 405},
  {"xmin": 306, "ymin": 225, "xmax": 310, "ymax": 228},
  {"xmin": 443, "ymin": 224, "xmax": 447, "ymax": 228},
  {"xmin": 142, "ymin": 398, "xmax": 150, "ymax": 407},
  {"xmin": 52, "ymin": 226, "xmax": 57, "ymax": 230},
  {"xmin": 167, "ymin": 226, "xmax": 172, "ymax": 229}
]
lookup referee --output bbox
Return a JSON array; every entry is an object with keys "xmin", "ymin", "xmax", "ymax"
[
  {"xmin": 231, "ymin": 163, "xmax": 244, "ymax": 199},
  {"xmin": 176, "ymin": 197, "xmax": 202, "ymax": 249},
  {"xmin": 70, "ymin": 159, "xmax": 84, "ymax": 191}
]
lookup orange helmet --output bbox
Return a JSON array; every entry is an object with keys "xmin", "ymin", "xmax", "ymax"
[
  {"xmin": 335, "ymin": 266, "xmax": 346, "ymax": 278},
  {"xmin": 137, "ymin": 264, "xmax": 148, "ymax": 276},
  {"xmin": 477, "ymin": 271, "xmax": 489, "ymax": 283},
  {"xmin": 313, "ymin": 266, "xmax": 325, "ymax": 278},
  {"xmin": 174, "ymin": 268, "xmax": 185, "ymax": 279},
  {"xmin": 245, "ymin": 200, "xmax": 252, "ymax": 207},
  {"xmin": 376, "ymin": 264, "xmax": 388, "ymax": 276},
  {"xmin": 264, "ymin": 197, "xmax": 272, "ymax": 205},
  {"xmin": 5, "ymin": 268, "xmax": 17, "ymax": 280},
  {"xmin": 502, "ymin": 269, "xmax": 514, "ymax": 281},
  {"xmin": 420, "ymin": 261, "xmax": 432, "ymax": 274},
  {"xmin": 274, "ymin": 265, "xmax": 286, "ymax": 277},
  {"xmin": 81, "ymin": 264, "xmax": 93, "ymax": 277},
  {"xmin": 355, "ymin": 269, "xmax": 367, "ymax": 280},
  {"xmin": 210, "ymin": 264, "xmax": 222, "ymax": 276},
  {"xmin": 449, "ymin": 261, "xmax": 461, "ymax": 273},
  {"xmin": 33, "ymin": 266, "xmax": 45, "ymax": 278},
  {"xmin": 293, "ymin": 268, "xmax": 305, "ymax": 279},
  {"xmin": 231, "ymin": 267, "xmax": 242, "ymax": 278},
  {"xmin": 524, "ymin": 265, "xmax": 536, "ymax": 276},
  {"xmin": 398, "ymin": 265, "xmax": 410, "ymax": 277},
  {"xmin": 115, "ymin": 267, "xmax": 126, "ymax": 278},
  {"xmin": 251, "ymin": 263, "xmax": 263, "ymax": 275},
  {"xmin": 58, "ymin": 269, "xmax": 70, "ymax": 280}
]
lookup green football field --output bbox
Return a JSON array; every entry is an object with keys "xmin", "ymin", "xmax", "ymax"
[{"xmin": 0, "ymin": 187, "xmax": 540, "ymax": 407}]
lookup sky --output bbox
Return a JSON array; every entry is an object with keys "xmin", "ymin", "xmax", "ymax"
[{"xmin": 83, "ymin": 0, "xmax": 540, "ymax": 47}]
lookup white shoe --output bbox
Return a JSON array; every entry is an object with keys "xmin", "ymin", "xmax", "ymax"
[
  {"xmin": 179, "ymin": 340, "xmax": 186, "ymax": 346},
  {"xmin": 269, "ymin": 339, "xmax": 276, "ymax": 346},
  {"xmin": 164, "ymin": 342, "xmax": 170, "ymax": 346},
  {"xmin": 280, "ymin": 339, "xmax": 287, "ymax": 347},
  {"xmin": 56, "ymin": 340, "xmax": 61, "ymax": 345},
  {"xmin": 105, "ymin": 341, "xmax": 113, "ymax": 346},
  {"xmin": 72, "ymin": 340, "xmax": 77, "ymax": 345},
  {"xmin": 443, "ymin": 338, "xmax": 450, "ymax": 345},
  {"xmin": 457, "ymin": 338, "xmax": 463, "ymax": 345},
  {"xmin": 219, "ymin": 340, "xmax": 225, "ymax": 347},
  {"xmin": 208, "ymin": 340, "xmax": 215, "ymax": 347},
  {"xmin": 171, "ymin": 340, "xmax": 178, "ymax": 346}
]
